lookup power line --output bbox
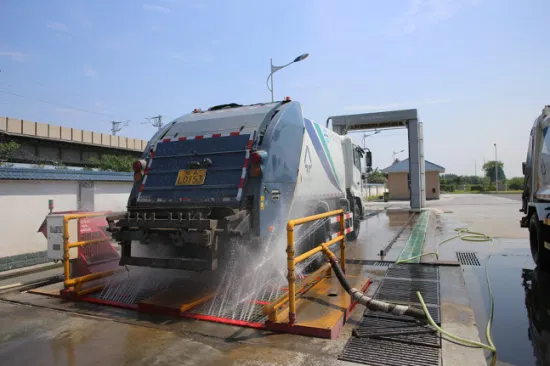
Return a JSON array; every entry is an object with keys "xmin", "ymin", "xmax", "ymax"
[
  {"xmin": 0, "ymin": 89, "xmax": 120, "ymax": 119},
  {"xmin": 143, "ymin": 115, "xmax": 163, "ymax": 131},
  {"xmin": 111, "ymin": 120, "xmax": 130, "ymax": 136}
]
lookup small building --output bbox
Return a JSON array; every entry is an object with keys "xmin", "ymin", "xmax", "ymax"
[{"xmin": 382, "ymin": 159, "xmax": 445, "ymax": 200}]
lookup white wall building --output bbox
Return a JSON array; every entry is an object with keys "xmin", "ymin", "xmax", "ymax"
[{"xmin": 0, "ymin": 168, "xmax": 133, "ymax": 272}]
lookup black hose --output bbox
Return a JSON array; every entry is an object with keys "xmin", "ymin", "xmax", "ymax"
[
  {"xmin": 331, "ymin": 256, "xmax": 352, "ymax": 293},
  {"xmin": 325, "ymin": 253, "xmax": 426, "ymax": 320}
]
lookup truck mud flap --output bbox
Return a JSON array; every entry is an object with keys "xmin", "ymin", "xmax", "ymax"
[{"xmin": 120, "ymin": 256, "xmax": 217, "ymax": 272}]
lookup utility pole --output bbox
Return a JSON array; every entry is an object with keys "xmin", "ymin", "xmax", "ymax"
[
  {"xmin": 474, "ymin": 159, "xmax": 477, "ymax": 177},
  {"xmin": 111, "ymin": 120, "xmax": 129, "ymax": 136},
  {"xmin": 494, "ymin": 143, "xmax": 498, "ymax": 192},
  {"xmin": 145, "ymin": 115, "xmax": 163, "ymax": 131}
]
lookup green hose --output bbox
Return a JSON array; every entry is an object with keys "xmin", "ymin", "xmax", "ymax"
[{"xmin": 397, "ymin": 228, "xmax": 497, "ymax": 355}]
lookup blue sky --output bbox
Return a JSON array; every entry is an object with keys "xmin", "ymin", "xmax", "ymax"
[{"xmin": 1, "ymin": 0, "xmax": 549, "ymax": 177}]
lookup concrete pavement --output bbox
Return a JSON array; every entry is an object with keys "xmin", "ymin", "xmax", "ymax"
[{"xmin": 0, "ymin": 193, "xmax": 538, "ymax": 366}]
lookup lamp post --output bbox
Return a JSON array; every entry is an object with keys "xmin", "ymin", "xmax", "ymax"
[
  {"xmin": 392, "ymin": 149, "xmax": 405, "ymax": 163},
  {"xmin": 494, "ymin": 143, "xmax": 498, "ymax": 192},
  {"xmin": 266, "ymin": 53, "xmax": 309, "ymax": 102},
  {"xmin": 362, "ymin": 130, "xmax": 380, "ymax": 149}
]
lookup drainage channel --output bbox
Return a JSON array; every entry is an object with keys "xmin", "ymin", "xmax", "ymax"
[{"xmin": 338, "ymin": 263, "xmax": 441, "ymax": 366}]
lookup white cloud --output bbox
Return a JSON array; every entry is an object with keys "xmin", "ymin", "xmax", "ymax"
[
  {"xmin": 388, "ymin": 0, "xmax": 481, "ymax": 36},
  {"xmin": 48, "ymin": 22, "xmax": 68, "ymax": 32},
  {"xmin": 0, "ymin": 51, "xmax": 25, "ymax": 62},
  {"xmin": 84, "ymin": 65, "xmax": 97, "ymax": 77},
  {"xmin": 142, "ymin": 4, "xmax": 171, "ymax": 13},
  {"xmin": 344, "ymin": 98, "xmax": 452, "ymax": 112}
]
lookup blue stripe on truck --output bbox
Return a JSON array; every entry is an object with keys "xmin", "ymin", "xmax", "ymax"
[{"xmin": 304, "ymin": 119, "xmax": 342, "ymax": 192}]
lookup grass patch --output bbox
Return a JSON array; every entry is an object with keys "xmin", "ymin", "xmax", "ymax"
[
  {"xmin": 366, "ymin": 195, "xmax": 382, "ymax": 201},
  {"xmin": 443, "ymin": 190, "xmax": 522, "ymax": 195}
]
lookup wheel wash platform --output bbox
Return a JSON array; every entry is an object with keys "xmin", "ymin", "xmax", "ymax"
[{"xmin": 19, "ymin": 209, "xmax": 486, "ymax": 366}]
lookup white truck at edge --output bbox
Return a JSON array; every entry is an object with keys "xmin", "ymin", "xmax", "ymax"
[{"xmin": 521, "ymin": 105, "xmax": 550, "ymax": 269}]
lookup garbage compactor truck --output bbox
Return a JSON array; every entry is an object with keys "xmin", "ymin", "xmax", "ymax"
[
  {"xmin": 106, "ymin": 98, "xmax": 371, "ymax": 272},
  {"xmin": 520, "ymin": 105, "xmax": 550, "ymax": 269}
]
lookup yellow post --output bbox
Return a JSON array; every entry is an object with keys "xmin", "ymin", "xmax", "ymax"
[
  {"xmin": 339, "ymin": 211, "xmax": 346, "ymax": 274},
  {"xmin": 286, "ymin": 220, "xmax": 296, "ymax": 325},
  {"xmin": 63, "ymin": 217, "xmax": 71, "ymax": 288}
]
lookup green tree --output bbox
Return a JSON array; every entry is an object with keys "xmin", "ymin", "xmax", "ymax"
[
  {"xmin": 88, "ymin": 154, "xmax": 136, "ymax": 172},
  {"xmin": 366, "ymin": 168, "xmax": 387, "ymax": 184},
  {"xmin": 507, "ymin": 176, "xmax": 524, "ymax": 190},
  {"xmin": 482, "ymin": 160, "xmax": 506, "ymax": 183},
  {"xmin": 0, "ymin": 141, "xmax": 20, "ymax": 165}
]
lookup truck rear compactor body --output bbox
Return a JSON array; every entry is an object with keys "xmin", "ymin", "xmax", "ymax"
[{"xmin": 107, "ymin": 99, "xmax": 371, "ymax": 271}]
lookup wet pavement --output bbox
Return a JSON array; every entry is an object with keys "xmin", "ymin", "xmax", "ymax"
[
  {"xmin": 427, "ymin": 194, "xmax": 547, "ymax": 366},
  {"xmin": 0, "ymin": 194, "xmax": 547, "ymax": 365}
]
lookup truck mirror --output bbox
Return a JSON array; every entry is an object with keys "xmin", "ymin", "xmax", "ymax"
[
  {"xmin": 361, "ymin": 173, "xmax": 367, "ymax": 180},
  {"xmin": 522, "ymin": 162, "xmax": 526, "ymax": 175},
  {"xmin": 366, "ymin": 151, "xmax": 372, "ymax": 168}
]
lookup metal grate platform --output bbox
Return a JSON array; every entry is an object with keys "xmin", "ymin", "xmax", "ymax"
[
  {"xmin": 386, "ymin": 264, "xmax": 439, "ymax": 281},
  {"xmin": 339, "ymin": 264, "xmax": 441, "ymax": 365},
  {"xmin": 364, "ymin": 304, "xmax": 441, "ymax": 325},
  {"xmin": 456, "ymin": 252, "xmax": 481, "ymax": 266},
  {"xmin": 346, "ymin": 259, "xmax": 393, "ymax": 267},
  {"xmin": 353, "ymin": 317, "xmax": 440, "ymax": 348},
  {"xmin": 374, "ymin": 278, "xmax": 440, "ymax": 306},
  {"xmin": 339, "ymin": 337, "xmax": 440, "ymax": 366}
]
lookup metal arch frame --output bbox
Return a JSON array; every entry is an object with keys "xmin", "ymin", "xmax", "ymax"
[{"xmin": 326, "ymin": 109, "xmax": 425, "ymax": 211}]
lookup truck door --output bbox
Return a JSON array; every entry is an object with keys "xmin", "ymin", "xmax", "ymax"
[
  {"xmin": 540, "ymin": 126, "xmax": 550, "ymax": 189},
  {"xmin": 352, "ymin": 147, "xmax": 362, "ymax": 190}
]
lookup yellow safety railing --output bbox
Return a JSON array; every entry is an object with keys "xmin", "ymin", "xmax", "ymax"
[
  {"xmin": 63, "ymin": 212, "xmax": 124, "ymax": 297},
  {"xmin": 265, "ymin": 209, "xmax": 347, "ymax": 325}
]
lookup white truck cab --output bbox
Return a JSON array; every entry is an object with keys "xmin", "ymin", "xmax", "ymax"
[{"xmin": 521, "ymin": 105, "xmax": 550, "ymax": 269}]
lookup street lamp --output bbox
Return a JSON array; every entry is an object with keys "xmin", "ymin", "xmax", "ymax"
[
  {"xmin": 266, "ymin": 53, "xmax": 309, "ymax": 102},
  {"xmin": 494, "ymin": 143, "xmax": 498, "ymax": 192},
  {"xmin": 392, "ymin": 149, "xmax": 405, "ymax": 163},
  {"xmin": 362, "ymin": 130, "xmax": 380, "ymax": 149}
]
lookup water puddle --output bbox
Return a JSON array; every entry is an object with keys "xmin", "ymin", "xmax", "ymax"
[{"xmin": 462, "ymin": 247, "xmax": 550, "ymax": 366}]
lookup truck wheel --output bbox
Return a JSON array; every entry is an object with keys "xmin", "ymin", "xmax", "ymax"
[
  {"xmin": 528, "ymin": 212, "xmax": 550, "ymax": 269},
  {"xmin": 346, "ymin": 201, "xmax": 361, "ymax": 241}
]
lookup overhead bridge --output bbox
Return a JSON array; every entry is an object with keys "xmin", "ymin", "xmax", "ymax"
[{"xmin": 0, "ymin": 117, "xmax": 148, "ymax": 166}]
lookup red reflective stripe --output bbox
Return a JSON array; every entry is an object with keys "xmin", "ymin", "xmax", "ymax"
[
  {"xmin": 238, "ymin": 178, "xmax": 245, "ymax": 188},
  {"xmin": 139, "ymin": 184, "xmax": 144, "ymax": 192},
  {"xmin": 162, "ymin": 138, "xmax": 170, "ymax": 142},
  {"xmin": 243, "ymin": 158, "xmax": 249, "ymax": 167},
  {"xmin": 212, "ymin": 133, "xmax": 222, "ymax": 138},
  {"xmin": 195, "ymin": 135, "xmax": 204, "ymax": 139},
  {"xmin": 230, "ymin": 131, "xmax": 240, "ymax": 136},
  {"xmin": 150, "ymin": 151, "xmax": 155, "ymax": 157},
  {"xmin": 247, "ymin": 139, "xmax": 253, "ymax": 148},
  {"xmin": 178, "ymin": 137, "xmax": 187, "ymax": 141},
  {"xmin": 144, "ymin": 168, "xmax": 149, "ymax": 175}
]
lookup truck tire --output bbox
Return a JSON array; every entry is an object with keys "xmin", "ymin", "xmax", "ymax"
[
  {"xmin": 528, "ymin": 212, "xmax": 550, "ymax": 269},
  {"xmin": 346, "ymin": 201, "xmax": 361, "ymax": 241}
]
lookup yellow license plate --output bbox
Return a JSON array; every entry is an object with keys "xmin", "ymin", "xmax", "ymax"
[{"xmin": 175, "ymin": 169, "xmax": 207, "ymax": 186}]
